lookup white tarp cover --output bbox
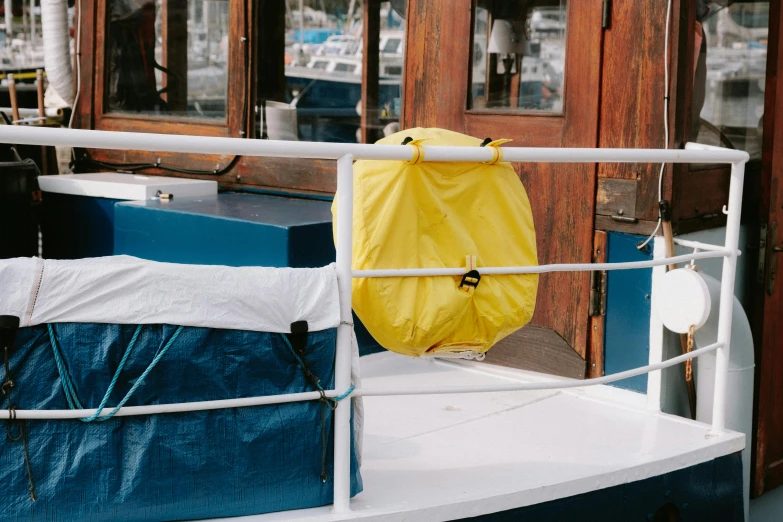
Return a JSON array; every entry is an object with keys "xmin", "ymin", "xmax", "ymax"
[
  {"xmin": 1, "ymin": 255, "xmax": 364, "ymax": 465},
  {"xmin": 0, "ymin": 256, "xmax": 341, "ymax": 333}
]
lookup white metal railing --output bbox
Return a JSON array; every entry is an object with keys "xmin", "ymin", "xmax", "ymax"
[{"xmin": 0, "ymin": 126, "xmax": 748, "ymax": 514}]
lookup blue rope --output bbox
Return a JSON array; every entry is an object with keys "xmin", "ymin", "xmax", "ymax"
[
  {"xmin": 47, "ymin": 324, "xmax": 183, "ymax": 422},
  {"xmin": 333, "ymin": 384, "xmax": 354, "ymax": 402},
  {"xmin": 47, "ymin": 323, "xmax": 88, "ymax": 410}
]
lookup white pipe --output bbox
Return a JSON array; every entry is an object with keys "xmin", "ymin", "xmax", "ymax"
[
  {"xmin": 5, "ymin": 0, "xmax": 12, "ymax": 36},
  {"xmin": 0, "ymin": 342, "xmax": 721, "ymax": 421},
  {"xmin": 711, "ymin": 161, "xmax": 746, "ymax": 434},
  {"xmin": 0, "ymin": 126, "xmax": 750, "ymax": 163},
  {"xmin": 298, "ymin": 0, "xmax": 304, "ymax": 45},
  {"xmin": 30, "ymin": 0, "xmax": 36, "ymax": 46},
  {"xmin": 41, "ymin": 0, "xmax": 74, "ymax": 105},
  {"xmin": 353, "ymin": 250, "xmax": 733, "ymax": 278},
  {"xmin": 69, "ymin": 0, "xmax": 82, "ymax": 127},
  {"xmin": 0, "ymin": 106, "xmax": 63, "ymax": 118},
  {"xmin": 695, "ymin": 273, "xmax": 754, "ymax": 522},
  {"xmin": 332, "ymin": 154, "xmax": 354, "ymax": 513},
  {"xmin": 21, "ymin": 0, "xmax": 27, "ymax": 38}
]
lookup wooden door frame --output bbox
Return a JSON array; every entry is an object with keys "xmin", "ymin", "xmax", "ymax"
[{"xmin": 753, "ymin": 0, "xmax": 783, "ymax": 499}]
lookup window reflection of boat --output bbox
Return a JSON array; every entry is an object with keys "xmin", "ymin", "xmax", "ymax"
[
  {"xmin": 283, "ymin": 31, "xmax": 404, "ymax": 143},
  {"xmin": 285, "ymin": 56, "xmax": 402, "ymax": 143}
]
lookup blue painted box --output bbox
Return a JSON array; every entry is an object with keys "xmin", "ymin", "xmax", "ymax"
[{"xmin": 114, "ymin": 193, "xmax": 336, "ymax": 268}]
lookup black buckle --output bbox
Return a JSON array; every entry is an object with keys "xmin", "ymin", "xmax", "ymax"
[
  {"xmin": 459, "ymin": 270, "xmax": 481, "ymax": 291},
  {"xmin": 287, "ymin": 321, "xmax": 309, "ymax": 356},
  {"xmin": 0, "ymin": 316, "xmax": 20, "ymax": 352}
]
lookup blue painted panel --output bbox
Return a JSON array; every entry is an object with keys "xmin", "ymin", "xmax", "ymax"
[
  {"xmin": 464, "ymin": 453, "xmax": 743, "ymax": 521},
  {"xmin": 114, "ymin": 193, "xmax": 335, "ymax": 268},
  {"xmin": 41, "ymin": 193, "xmax": 119, "ymax": 259},
  {"xmin": 604, "ymin": 232, "xmax": 653, "ymax": 393}
]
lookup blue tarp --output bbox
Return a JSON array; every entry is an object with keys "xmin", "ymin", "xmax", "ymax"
[{"xmin": 0, "ymin": 323, "xmax": 362, "ymax": 521}]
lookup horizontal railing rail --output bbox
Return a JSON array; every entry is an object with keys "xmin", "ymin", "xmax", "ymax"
[
  {"xmin": 0, "ymin": 342, "xmax": 721, "ymax": 420},
  {"xmin": 353, "ymin": 250, "xmax": 735, "ymax": 278},
  {"xmin": 0, "ymin": 126, "xmax": 746, "ymax": 515},
  {"xmin": 0, "ymin": 125, "xmax": 750, "ymax": 163}
]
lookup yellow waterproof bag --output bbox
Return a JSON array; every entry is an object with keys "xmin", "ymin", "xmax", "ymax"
[{"xmin": 333, "ymin": 128, "xmax": 538, "ymax": 357}]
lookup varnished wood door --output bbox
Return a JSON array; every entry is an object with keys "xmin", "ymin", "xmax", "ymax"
[
  {"xmin": 754, "ymin": 0, "xmax": 783, "ymax": 498},
  {"xmin": 402, "ymin": 0, "xmax": 603, "ymax": 374}
]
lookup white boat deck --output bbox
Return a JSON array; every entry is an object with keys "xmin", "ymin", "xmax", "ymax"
[{"xmin": 220, "ymin": 351, "xmax": 744, "ymax": 521}]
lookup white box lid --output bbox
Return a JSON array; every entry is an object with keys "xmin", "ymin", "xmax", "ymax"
[{"xmin": 38, "ymin": 173, "xmax": 218, "ymax": 200}]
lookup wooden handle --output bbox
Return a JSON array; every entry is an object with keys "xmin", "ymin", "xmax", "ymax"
[
  {"xmin": 662, "ymin": 220, "xmax": 677, "ymax": 271},
  {"xmin": 7, "ymin": 74, "xmax": 20, "ymax": 122},
  {"xmin": 36, "ymin": 69, "xmax": 45, "ymax": 119}
]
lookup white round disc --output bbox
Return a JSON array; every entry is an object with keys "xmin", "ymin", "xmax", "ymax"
[{"xmin": 653, "ymin": 268, "xmax": 711, "ymax": 334}]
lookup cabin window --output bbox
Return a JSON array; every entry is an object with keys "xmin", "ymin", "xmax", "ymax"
[
  {"xmin": 692, "ymin": 2, "xmax": 769, "ymax": 160},
  {"xmin": 469, "ymin": 0, "xmax": 567, "ymax": 113},
  {"xmin": 105, "ymin": 0, "xmax": 230, "ymax": 120}
]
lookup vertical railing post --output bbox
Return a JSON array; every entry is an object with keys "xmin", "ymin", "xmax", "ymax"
[
  {"xmin": 332, "ymin": 154, "xmax": 354, "ymax": 513},
  {"xmin": 710, "ymin": 160, "xmax": 746, "ymax": 434}
]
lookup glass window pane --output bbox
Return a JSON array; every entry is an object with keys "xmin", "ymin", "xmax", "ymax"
[
  {"xmin": 106, "ymin": 0, "xmax": 229, "ymax": 119},
  {"xmin": 694, "ymin": 2, "xmax": 769, "ymax": 160},
  {"xmin": 278, "ymin": 1, "xmax": 404, "ymax": 143},
  {"xmin": 469, "ymin": 0, "xmax": 566, "ymax": 113}
]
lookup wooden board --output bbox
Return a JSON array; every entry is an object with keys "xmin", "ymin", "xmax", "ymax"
[
  {"xmin": 596, "ymin": 178, "xmax": 638, "ymax": 218},
  {"xmin": 672, "ymin": 167, "xmax": 731, "ymax": 222},
  {"xmin": 483, "ymin": 325, "xmax": 587, "ymax": 380}
]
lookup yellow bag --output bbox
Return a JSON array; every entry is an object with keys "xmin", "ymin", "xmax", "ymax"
[{"xmin": 333, "ymin": 128, "xmax": 538, "ymax": 357}]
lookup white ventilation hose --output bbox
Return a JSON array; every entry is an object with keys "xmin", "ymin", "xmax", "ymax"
[
  {"xmin": 4, "ymin": 0, "xmax": 12, "ymax": 37},
  {"xmin": 41, "ymin": 0, "xmax": 74, "ymax": 105},
  {"xmin": 694, "ymin": 272, "xmax": 754, "ymax": 522}
]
